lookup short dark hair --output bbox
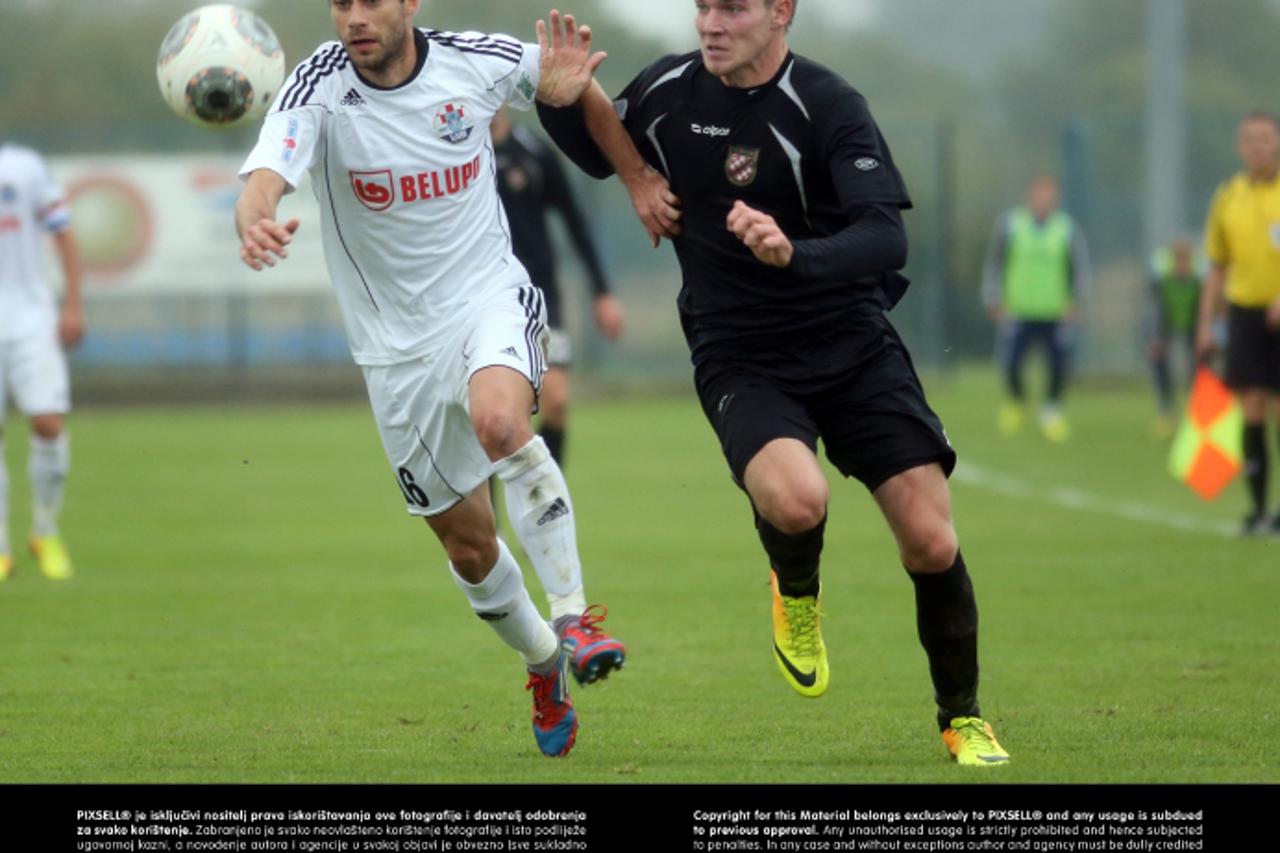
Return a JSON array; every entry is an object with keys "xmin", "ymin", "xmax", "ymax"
[
  {"xmin": 1242, "ymin": 110, "xmax": 1280, "ymax": 129},
  {"xmin": 765, "ymin": 0, "xmax": 798, "ymax": 30}
]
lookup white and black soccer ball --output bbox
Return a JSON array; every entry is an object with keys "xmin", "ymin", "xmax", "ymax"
[{"xmin": 156, "ymin": 4, "xmax": 285, "ymax": 130}]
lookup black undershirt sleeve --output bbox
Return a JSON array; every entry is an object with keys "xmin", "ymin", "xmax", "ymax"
[
  {"xmin": 788, "ymin": 204, "xmax": 907, "ymax": 282},
  {"xmin": 784, "ymin": 87, "xmax": 911, "ymax": 284},
  {"xmin": 536, "ymin": 102, "xmax": 616, "ymax": 180}
]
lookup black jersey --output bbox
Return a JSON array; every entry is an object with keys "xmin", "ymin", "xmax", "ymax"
[
  {"xmin": 493, "ymin": 125, "xmax": 609, "ymax": 328},
  {"xmin": 540, "ymin": 51, "xmax": 912, "ymax": 362}
]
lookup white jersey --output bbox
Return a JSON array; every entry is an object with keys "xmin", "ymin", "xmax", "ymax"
[
  {"xmin": 240, "ymin": 28, "xmax": 542, "ymax": 366},
  {"xmin": 0, "ymin": 144, "xmax": 71, "ymax": 342}
]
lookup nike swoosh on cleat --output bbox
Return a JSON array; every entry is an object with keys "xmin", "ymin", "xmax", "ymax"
[{"xmin": 773, "ymin": 643, "xmax": 817, "ymax": 687}]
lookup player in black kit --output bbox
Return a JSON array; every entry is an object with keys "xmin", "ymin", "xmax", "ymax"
[
  {"xmin": 491, "ymin": 107, "xmax": 623, "ymax": 466},
  {"xmin": 538, "ymin": 0, "xmax": 1008, "ymax": 765}
]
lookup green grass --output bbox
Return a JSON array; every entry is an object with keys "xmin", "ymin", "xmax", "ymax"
[{"xmin": 0, "ymin": 367, "xmax": 1276, "ymax": 783}]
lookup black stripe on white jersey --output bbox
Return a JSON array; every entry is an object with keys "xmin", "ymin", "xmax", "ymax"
[
  {"xmin": 321, "ymin": 143, "xmax": 380, "ymax": 312},
  {"xmin": 295, "ymin": 50, "xmax": 350, "ymax": 110},
  {"xmin": 424, "ymin": 29, "xmax": 522, "ymax": 56},
  {"xmin": 424, "ymin": 30, "xmax": 522, "ymax": 63},
  {"xmin": 281, "ymin": 45, "xmax": 348, "ymax": 111},
  {"xmin": 278, "ymin": 44, "xmax": 342, "ymax": 111}
]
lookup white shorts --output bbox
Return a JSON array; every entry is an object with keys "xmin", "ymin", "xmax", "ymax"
[
  {"xmin": 0, "ymin": 329, "xmax": 71, "ymax": 425},
  {"xmin": 362, "ymin": 286, "xmax": 549, "ymax": 517}
]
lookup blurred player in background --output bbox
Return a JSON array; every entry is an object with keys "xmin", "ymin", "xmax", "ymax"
[
  {"xmin": 0, "ymin": 142, "xmax": 84, "ymax": 582},
  {"xmin": 539, "ymin": 0, "xmax": 1009, "ymax": 766},
  {"xmin": 1198, "ymin": 111, "xmax": 1280, "ymax": 536},
  {"xmin": 491, "ymin": 106, "xmax": 623, "ymax": 467},
  {"xmin": 982, "ymin": 174, "xmax": 1090, "ymax": 442},
  {"xmin": 1145, "ymin": 238, "xmax": 1201, "ymax": 438},
  {"xmin": 235, "ymin": 2, "xmax": 624, "ymax": 757}
]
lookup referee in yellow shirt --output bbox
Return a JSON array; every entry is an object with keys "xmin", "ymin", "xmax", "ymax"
[{"xmin": 1198, "ymin": 111, "xmax": 1280, "ymax": 534}]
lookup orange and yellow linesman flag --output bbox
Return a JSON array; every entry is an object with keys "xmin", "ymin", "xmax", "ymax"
[{"xmin": 1168, "ymin": 367, "xmax": 1243, "ymax": 500}]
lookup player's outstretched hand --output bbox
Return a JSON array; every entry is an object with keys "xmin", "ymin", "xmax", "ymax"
[
  {"xmin": 240, "ymin": 217, "xmax": 300, "ymax": 271},
  {"xmin": 536, "ymin": 10, "xmax": 607, "ymax": 107},
  {"xmin": 58, "ymin": 302, "xmax": 86, "ymax": 349},
  {"xmin": 727, "ymin": 201, "xmax": 792, "ymax": 268},
  {"xmin": 593, "ymin": 294, "xmax": 624, "ymax": 340},
  {"xmin": 626, "ymin": 167, "xmax": 681, "ymax": 248}
]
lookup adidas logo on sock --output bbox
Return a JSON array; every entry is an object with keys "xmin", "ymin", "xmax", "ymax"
[
  {"xmin": 536, "ymin": 497, "xmax": 570, "ymax": 527},
  {"xmin": 340, "ymin": 88, "xmax": 366, "ymax": 106}
]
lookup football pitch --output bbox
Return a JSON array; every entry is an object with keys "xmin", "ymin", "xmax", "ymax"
[{"xmin": 0, "ymin": 367, "xmax": 1275, "ymax": 784}]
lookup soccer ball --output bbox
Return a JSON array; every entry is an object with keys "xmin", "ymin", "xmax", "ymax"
[{"xmin": 156, "ymin": 4, "xmax": 285, "ymax": 130}]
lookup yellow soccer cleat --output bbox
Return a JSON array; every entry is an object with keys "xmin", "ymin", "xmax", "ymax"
[
  {"xmin": 30, "ymin": 536, "xmax": 73, "ymax": 580},
  {"xmin": 942, "ymin": 716, "xmax": 1010, "ymax": 766},
  {"xmin": 1039, "ymin": 409, "xmax": 1070, "ymax": 443},
  {"xmin": 997, "ymin": 401, "xmax": 1025, "ymax": 436},
  {"xmin": 0, "ymin": 554, "xmax": 13, "ymax": 583},
  {"xmin": 771, "ymin": 573, "xmax": 829, "ymax": 698}
]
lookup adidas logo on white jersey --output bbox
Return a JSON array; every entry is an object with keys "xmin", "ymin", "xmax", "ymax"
[{"xmin": 340, "ymin": 88, "xmax": 366, "ymax": 107}]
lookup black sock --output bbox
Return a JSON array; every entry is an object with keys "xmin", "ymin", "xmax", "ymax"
[
  {"xmin": 1244, "ymin": 423, "xmax": 1268, "ymax": 516},
  {"xmin": 756, "ymin": 513, "xmax": 825, "ymax": 598},
  {"xmin": 908, "ymin": 552, "xmax": 981, "ymax": 731},
  {"xmin": 540, "ymin": 425, "xmax": 566, "ymax": 467}
]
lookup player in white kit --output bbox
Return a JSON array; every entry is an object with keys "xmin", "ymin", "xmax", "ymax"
[
  {"xmin": 0, "ymin": 143, "xmax": 85, "ymax": 583},
  {"xmin": 235, "ymin": 1, "xmax": 623, "ymax": 757}
]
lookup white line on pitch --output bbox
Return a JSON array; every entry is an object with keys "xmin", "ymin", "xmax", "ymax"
[{"xmin": 952, "ymin": 461, "xmax": 1239, "ymax": 539}]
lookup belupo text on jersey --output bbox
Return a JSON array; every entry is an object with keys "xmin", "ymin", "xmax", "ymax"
[{"xmin": 351, "ymin": 155, "xmax": 483, "ymax": 211}]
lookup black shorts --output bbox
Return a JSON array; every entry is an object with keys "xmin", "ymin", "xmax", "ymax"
[
  {"xmin": 693, "ymin": 313, "xmax": 956, "ymax": 493},
  {"xmin": 1226, "ymin": 305, "xmax": 1280, "ymax": 392}
]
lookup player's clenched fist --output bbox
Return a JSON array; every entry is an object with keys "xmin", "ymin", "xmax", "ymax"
[
  {"xmin": 727, "ymin": 200, "xmax": 793, "ymax": 268},
  {"xmin": 240, "ymin": 217, "xmax": 300, "ymax": 271}
]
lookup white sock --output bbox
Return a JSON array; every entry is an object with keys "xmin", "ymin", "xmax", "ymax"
[
  {"xmin": 450, "ymin": 537, "xmax": 558, "ymax": 669},
  {"xmin": 29, "ymin": 432, "xmax": 69, "ymax": 538},
  {"xmin": 493, "ymin": 436, "xmax": 586, "ymax": 621},
  {"xmin": 0, "ymin": 436, "xmax": 10, "ymax": 555}
]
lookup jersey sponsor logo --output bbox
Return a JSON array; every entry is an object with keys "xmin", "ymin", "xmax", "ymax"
[
  {"xmin": 855, "ymin": 157, "xmax": 880, "ymax": 171},
  {"xmin": 691, "ymin": 122, "xmax": 730, "ymax": 138},
  {"xmin": 350, "ymin": 169, "xmax": 395, "ymax": 211},
  {"xmin": 340, "ymin": 88, "xmax": 366, "ymax": 107},
  {"xmin": 398, "ymin": 155, "xmax": 483, "ymax": 204},
  {"xmin": 0, "ymin": 215, "xmax": 19, "ymax": 232},
  {"xmin": 349, "ymin": 156, "xmax": 485, "ymax": 211},
  {"xmin": 434, "ymin": 101, "xmax": 475, "ymax": 144},
  {"xmin": 726, "ymin": 146, "xmax": 760, "ymax": 187},
  {"xmin": 281, "ymin": 116, "xmax": 299, "ymax": 163}
]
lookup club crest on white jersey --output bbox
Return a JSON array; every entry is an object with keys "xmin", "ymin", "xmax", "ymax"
[{"xmin": 435, "ymin": 102, "xmax": 475, "ymax": 144}]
